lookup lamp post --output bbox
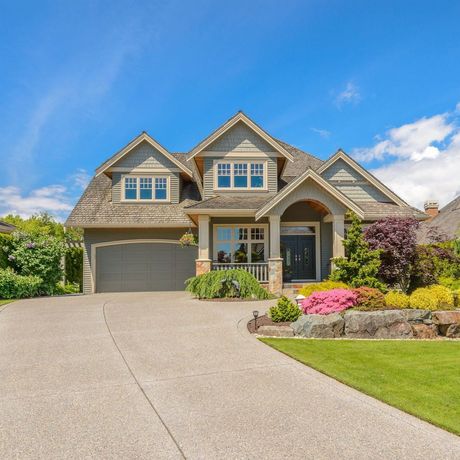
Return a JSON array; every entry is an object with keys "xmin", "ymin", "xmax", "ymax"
[
  {"xmin": 253, "ymin": 310, "xmax": 259, "ymax": 331},
  {"xmin": 295, "ymin": 294, "xmax": 305, "ymax": 308}
]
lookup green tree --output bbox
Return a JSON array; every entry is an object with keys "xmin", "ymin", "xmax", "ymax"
[{"xmin": 330, "ymin": 212, "xmax": 386, "ymax": 290}]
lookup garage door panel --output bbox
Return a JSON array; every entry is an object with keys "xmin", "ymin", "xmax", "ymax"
[{"xmin": 96, "ymin": 242, "xmax": 196, "ymax": 293}]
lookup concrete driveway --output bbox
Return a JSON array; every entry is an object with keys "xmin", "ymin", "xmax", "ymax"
[{"xmin": 1, "ymin": 292, "xmax": 459, "ymax": 459}]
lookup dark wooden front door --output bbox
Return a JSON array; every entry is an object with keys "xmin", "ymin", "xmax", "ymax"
[{"xmin": 281, "ymin": 235, "xmax": 316, "ymax": 281}]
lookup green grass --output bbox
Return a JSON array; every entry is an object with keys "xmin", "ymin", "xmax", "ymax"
[
  {"xmin": 260, "ymin": 338, "xmax": 460, "ymax": 435},
  {"xmin": 0, "ymin": 299, "xmax": 16, "ymax": 307}
]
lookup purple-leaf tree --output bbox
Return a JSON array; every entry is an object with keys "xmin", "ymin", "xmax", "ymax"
[{"xmin": 364, "ymin": 218, "xmax": 419, "ymax": 293}]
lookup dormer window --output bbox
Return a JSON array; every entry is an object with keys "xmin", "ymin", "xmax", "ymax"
[
  {"xmin": 215, "ymin": 161, "xmax": 266, "ymax": 190},
  {"xmin": 123, "ymin": 175, "xmax": 169, "ymax": 201}
]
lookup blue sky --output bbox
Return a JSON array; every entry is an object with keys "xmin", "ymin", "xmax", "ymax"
[{"xmin": 1, "ymin": 0, "xmax": 459, "ymax": 219}]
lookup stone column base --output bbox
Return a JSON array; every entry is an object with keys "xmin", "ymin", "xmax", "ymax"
[
  {"xmin": 268, "ymin": 258, "xmax": 283, "ymax": 297},
  {"xmin": 196, "ymin": 259, "xmax": 212, "ymax": 276}
]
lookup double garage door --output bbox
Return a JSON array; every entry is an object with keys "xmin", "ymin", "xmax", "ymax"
[{"xmin": 96, "ymin": 242, "xmax": 197, "ymax": 293}]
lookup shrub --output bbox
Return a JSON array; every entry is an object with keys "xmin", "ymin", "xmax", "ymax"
[
  {"xmin": 365, "ymin": 218, "xmax": 419, "ymax": 293},
  {"xmin": 352, "ymin": 287, "xmax": 386, "ymax": 311},
  {"xmin": 299, "ymin": 281, "xmax": 348, "ymax": 298},
  {"xmin": 268, "ymin": 296, "xmax": 301, "ymax": 322},
  {"xmin": 385, "ymin": 291, "xmax": 410, "ymax": 309},
  {"xmin": 409, "ymin": 285, "xmax": 454, "ymax": 311},
  {"xmin": 409, "ymin": 288, "xmax": 439, "ymax": 310},
  {"xmin": 428, "ymin": 285, "xmax": 454, "ymax": 308},
  {"xmin": 185, "ymin": 269, "xmax": 270, "ymax": 300},
  {"xmin": 2, "ymin": 232, "xmax": 65, "ymax": 295},
  {"xmin": 65, "ymin": 247, "xmax": 83, "ymax": 292},
  {"xmin": 330, "ymin": 212, "xmax": 386, "ymax": 290},
  {"xmin": 301, "ymin": 288, "xmax": 358, "ymax": 315},
  {"xmin": 0, "ymin": 268, "xmax": 42, "ymax": 299},
  {"xmin": 439, "ymin": 276, "xmax": 460, "ymax": 292},
  {"xmin": 54, "ymin": 282, "xmax": 81, "ymax": 295}
]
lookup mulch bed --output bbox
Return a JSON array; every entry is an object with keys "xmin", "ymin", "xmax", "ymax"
[{"xmin": 247, "ymin": 314, "xmax": 292, "ymax": 333}]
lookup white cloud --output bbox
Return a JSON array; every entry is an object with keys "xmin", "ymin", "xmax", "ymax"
[
  {"xmin": 353, "ymin": 104, "xmax": 460, "ymax": 209},
  {"xmin": 354, "ymin": 114, "xmax": 454, "ymax": 162},
  {"xmin": 310, "ymin": 127, "xmax": 331, "ymax": 138},
  {"xmin": 70, "ymin": 169, "xmax": 90, "ymax": 190},
  {"xmin": 335, "ymin": 82, "xmax": 361, "ymax": 107},
  {"xmin": 0, "ymin": 185, "xmax": 73, "ymax": 220}
]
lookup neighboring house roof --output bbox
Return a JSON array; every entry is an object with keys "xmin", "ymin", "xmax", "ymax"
[
  {"xmin": 418, "ymin": 196, "xmax": 460, "ymax": 243},
  {"xmin": 65, "ymin": 174, "xmax": 199, "ymax": 227},
  {"xmin": 187, "ymin": 111, "xmax": 294, "ymax": 162},
  {"xmin": 95, "ymin": 132, "xmax": 193, "ymax": 178},
  {"xmin": 0, "ymin": 221, "xmax": 15, "ymax": 233}
]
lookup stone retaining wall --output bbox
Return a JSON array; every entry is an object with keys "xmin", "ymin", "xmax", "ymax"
[{"xmin": 260, "ymin": 310, "xmax": 460, "ymax": 339}]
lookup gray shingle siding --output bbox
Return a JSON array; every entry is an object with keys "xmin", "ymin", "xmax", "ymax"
[
  {"xmin": 203, "ymin": 121, "xmax": 276, "ymax": 153},
  {"xmin": 114, "ymin": 141, "xmax": 177, "ymax": 169},
  {"xmin": 321, "ymin": 158, "xmax": 390, "ymax": 203},
  {"xmin": 203, "ymin": 156, "xmax": 278, "ymax": 199}
]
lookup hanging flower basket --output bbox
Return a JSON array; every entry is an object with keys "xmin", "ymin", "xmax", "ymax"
[{"xmin": 179, "ymin": 232, "xmax": 198, "ymax": 247}]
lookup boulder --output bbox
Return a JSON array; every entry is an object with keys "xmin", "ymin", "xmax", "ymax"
[
  {"xmin": 412, "ymin": 324, "xmax": 438, "ymax": 339},
  {"xmin": 344, "ymin": 310, "xmax": 413, "ymax": 339},
  {"xmin": 291, "ymin": 314, "xmax": 344, "ymax": 338},
  {"xmin": 446, "ymin": 324, "xmax": 460, "ymax": 338},
  {"xmin": 402, "ymin": 310, "xmax": 431, "ymax": 323},
  {"xmin": 257, "ymin": 325, "xmax": 294, "ymax": 337},
  {"xmin": 432, "ymin": 311, "xmax": 460, "ymax": 325}
]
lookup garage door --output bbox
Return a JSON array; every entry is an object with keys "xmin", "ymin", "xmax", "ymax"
[{"xmin": 95, "ymin": 242, "xmax": 197, "ymax": 292}]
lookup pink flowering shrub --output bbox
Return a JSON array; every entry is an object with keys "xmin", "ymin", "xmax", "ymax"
[{"xmin": 301, "ymin": 289, "xmax": 358, "ymax": 315}]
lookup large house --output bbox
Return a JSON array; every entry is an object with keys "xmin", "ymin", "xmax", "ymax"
[
  {"xmin": 66, "ymin": 112, "xmax": 427, "ymax": 295},
  {"xmin": 0, "ymin": 221, "xmax": 15, "ymax": 234}
]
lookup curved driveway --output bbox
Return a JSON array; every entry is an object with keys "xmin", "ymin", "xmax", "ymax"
[{"xmin": 1, "ymin": 292, "xmax": 459, "ymax": 459}]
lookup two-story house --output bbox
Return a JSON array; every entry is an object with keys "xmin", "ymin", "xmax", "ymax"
[{"xmin": 66, "ymin": 112, "xmax": 427, "ymax": 295}]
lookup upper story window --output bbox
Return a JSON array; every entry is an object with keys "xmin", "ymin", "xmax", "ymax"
[
  {"xmin": 123, "ymin": 175, "xmax": 169, "ymax": 201},
  {"xmin": 215, "ymin": 161, "xmax": 266, "ymax": 190}
]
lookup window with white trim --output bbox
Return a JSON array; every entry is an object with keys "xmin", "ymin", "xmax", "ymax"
[
  {"xmin": 214, "ymin": 225, "xmax": 267, "ymax": 263},
  {"xmin": 123, "ymin": 176, "xmax": 168, "ymax": 201},
  {"xmin": 215, "ymin": 161, "xmax": 266, "ymax": 190},
  {"xmin": 217, "ymin": 163, "xmax": 231, "ymax": 188},
  {"xmin": 155, "ymin": 177, "xmax": 167, "ymax": 200}
]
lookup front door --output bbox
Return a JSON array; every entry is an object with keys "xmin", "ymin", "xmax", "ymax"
[{"xmin": 281, "ymin": 235, "xmax": 316, "ymax": 281}]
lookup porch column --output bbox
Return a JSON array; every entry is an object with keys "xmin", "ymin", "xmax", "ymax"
[
  {"xmin": 196, "ymin": 214, "xmax": 211, "ymax": 276},
  {"xmin": 268, "ymin": 215, "xmax": 283, "ymax": 296},
  {"xmin": 332, "ymin": 214, "xmax": 345, "ymax": 269}
]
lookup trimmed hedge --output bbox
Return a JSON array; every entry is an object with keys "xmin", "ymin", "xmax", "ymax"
[
  {"xmin": 352, "ymin": 287, "xmax": 386, "ymax": 311},
  {"xmin": 185, "ymin": 269, "xmax": 270, "ymax": 300},
  {"xmin": 409, "ymin": 285, "xmax": 454, "ymax": 311},
  {"xmin": 0, "ymin": 268, "xmax": 42, "ymax": 299},
  {"xmin": 385, "ymin": 291, "xmax": 410, "ymax": 309}
]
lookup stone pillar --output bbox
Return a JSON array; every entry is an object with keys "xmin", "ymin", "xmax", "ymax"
[
  {"xmin": 332, "ymin": 214, "xmax": 345, "ymax": 270},
  {"xmin": 196, "ymin": 215, "xmax": 211, "ymax": 276},
  {"xmin": 196, "ymin": 259, "xmax": 211, "ymax": 276},
  {"xmin": 268, "ymin": 258, "xmax": 283, "ymax": 297}
]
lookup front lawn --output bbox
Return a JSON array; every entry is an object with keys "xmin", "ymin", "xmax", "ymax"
[{"xmin": 260, "ymin": 338, "xmax": 460, "ymax": 435}]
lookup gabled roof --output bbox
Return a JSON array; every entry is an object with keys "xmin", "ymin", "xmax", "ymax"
[
  {"xmin": 187, "ymin": 111, "xmax": 294, "ymax": 162},
  {"xmin": 65, "ymin": 174, "xmax": 199, "ymax": 228},
  {"xmin": 255, "ymin": 168, "xmax": 364, "ymax": 220},
  {"xmin": 317, "ymin": 149, "xmax": 408, "ymax": 207},
  {"xmin": 96, "ymin": 132, "xmax": 193, "ymax": 178}
]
